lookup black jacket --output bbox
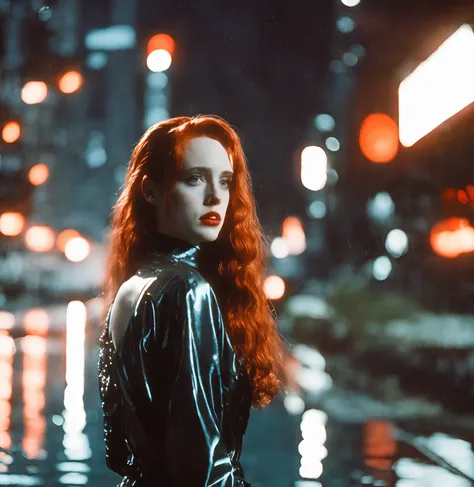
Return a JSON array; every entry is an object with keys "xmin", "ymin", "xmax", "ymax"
[{"xmin": 98, "ymin": 235, "xmax": 253, "ymax": 486}]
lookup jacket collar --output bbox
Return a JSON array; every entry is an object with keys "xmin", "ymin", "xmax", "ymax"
[{"xmin": 150, "ymin": 232, "xmax": 200, "ymax": 270}]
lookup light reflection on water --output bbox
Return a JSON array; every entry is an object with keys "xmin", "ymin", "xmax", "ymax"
[
  {"xmin": 299, "ymin": 409, "xmax": 328, "ymax": 480},
  {"xmin": 0, "ymin": 334, "xmax": 14, "ymax": 455},
  {"xmin": 21, "ymin": 336, "xmax": 47, "ymax": 460},
  {"xmin": 62, "ymin": 301, "xmax": 91, "ymax": 462}
]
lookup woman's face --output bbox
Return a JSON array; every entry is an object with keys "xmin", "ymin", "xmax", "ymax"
[{"xmin": 152, "ymin": 136, "xmax": 233, "ymax": 245}]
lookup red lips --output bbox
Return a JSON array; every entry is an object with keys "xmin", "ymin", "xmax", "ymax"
[{"xmin": 199, "ymin": 211, "xmax": 221, "ymax": 227}]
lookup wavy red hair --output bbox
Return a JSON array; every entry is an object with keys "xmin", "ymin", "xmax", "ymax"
[{"xmin": 103, "ymin": 115, "xmax": 287, "ymax": 408}]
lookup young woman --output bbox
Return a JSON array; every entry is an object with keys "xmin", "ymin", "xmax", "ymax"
[{"xmin": 98, "ymin": 115, "xmax": 286, "ymax": 486}]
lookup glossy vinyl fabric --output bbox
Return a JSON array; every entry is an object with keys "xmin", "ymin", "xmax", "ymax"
[{"xmin": 98, "ymin": 234, "xmax": 253, "ymax": 486}]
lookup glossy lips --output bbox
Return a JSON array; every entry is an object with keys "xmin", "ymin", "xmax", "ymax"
[{"xmin": 199, "ymin": 211, "xmax": 221, "ymax": 226}]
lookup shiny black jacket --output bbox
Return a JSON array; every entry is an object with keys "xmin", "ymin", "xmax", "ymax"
[{"xmin": 98, "ymin": 235, "xmax": 253, "ymax": 486}]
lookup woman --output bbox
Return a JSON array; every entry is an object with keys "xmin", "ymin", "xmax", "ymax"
[{"xmin": 98, "ymin": 115, "xmax": 286, "ymax": 486}]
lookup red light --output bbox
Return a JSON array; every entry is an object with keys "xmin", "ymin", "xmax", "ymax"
[
  {"xmin": 147, "ymin": 34, "xmax": 175, "ymax": 56},
  {"xmin": 359, "ymin": 114, "xmax": 399, "ymax": 163}
]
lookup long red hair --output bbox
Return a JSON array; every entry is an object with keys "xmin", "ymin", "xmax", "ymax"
[{"xmin": 103, "ymin": 115, "xmax": 287, "ymax": 408}]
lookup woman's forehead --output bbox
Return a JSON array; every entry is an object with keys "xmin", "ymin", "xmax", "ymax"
[{"xmin": 181, "ymin": 136, "xmax": 232, "ymax": 170}]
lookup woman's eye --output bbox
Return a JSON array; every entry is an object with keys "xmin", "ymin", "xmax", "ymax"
[
  {"xmin": 220, "ymin": 179, "xmax": 231, "ymax": 188},
  {"xmin": 187, "ymin": 175, "xmax": 203, "ymax": 184}
]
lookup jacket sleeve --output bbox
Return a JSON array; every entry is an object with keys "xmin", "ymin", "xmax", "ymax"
[{"xmin": 162, "ymin": 274, "xmax": 248, "ymax": 487}]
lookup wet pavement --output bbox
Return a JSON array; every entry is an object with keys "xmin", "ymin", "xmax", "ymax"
[{"xmin": 1, "ymin": 323, "xmax": 474, "ymax": 486}]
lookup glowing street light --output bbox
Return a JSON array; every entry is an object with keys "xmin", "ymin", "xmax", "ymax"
[
  {"xmin": 399, "ymin": 24, "xmax": 474, "ymax": 147},
  {"xmin": 359, "ymin": 113, "xmax": 398, "ymax": 163},
  {"xmin": 264, "ymin": 275, "xmax": 286, "ymax": 300},
  {"xmin": 28, "ymin": 164, "xmax": 49, "ymax": 186},
  {"xmin": 301, "ymin": 146, "xmax": 327, "ymax": 191},
  {"xmin": 58, "ymin": 71, "xmax": 83, "ymax": 94},
  {"xmin": 2, "ymin": 122, "xmax": 21, "ymax": 143},
  {"xmin": 64, "ymin": 236, "xmax": 91, "ymax": 262},
  {"xmin": 25, "ymin": 226, "xmax": 56, "ymax": 252},
  {"xmin": 340, "ymin": 0, "xmax": 361, "ymax": 6},
  {"xmin": 0, "ymin": 212, "xmax": 26, "ymax": 236},
  {"xmin": 146, "ymin": 33, "xmax": 175, "ymax": 72},
  {"xmin": 21, "ymin": 81, "xmax": 48, "ymax": 104}
]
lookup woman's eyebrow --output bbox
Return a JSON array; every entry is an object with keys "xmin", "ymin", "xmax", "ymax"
[{"xmin": 186, "ymin": 166, "xmax": 234, "ymax": 176}]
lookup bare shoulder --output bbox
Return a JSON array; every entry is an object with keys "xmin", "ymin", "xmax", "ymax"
[{"xmin": 109, "ymin": 275, "xmax": 157, "ymax": 349}]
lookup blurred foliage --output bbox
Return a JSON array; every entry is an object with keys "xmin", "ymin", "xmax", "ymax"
[{"xmin": 327, "ymin": 282, "xmax": 424, "ymax": 326}]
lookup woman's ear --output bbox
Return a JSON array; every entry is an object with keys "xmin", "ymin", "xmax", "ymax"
[{"xmin": 141, "ymin": 175, "xmax": 159, "ymax": 207}]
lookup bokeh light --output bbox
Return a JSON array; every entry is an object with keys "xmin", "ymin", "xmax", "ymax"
[
  {"xmin": 28, "ymin": 164, "xmax": 49, "ymax": 186},
  {"xmin": 0, "ymin": 212, "xmax": 26, "ymax": 236},
  {"xmin": 359, "ymin": 113, "xmax": 399, "ymax": 163},
  {"xmin": 430, "ymin": 217, "xmax": 474, "ymax": 258},
  {"xmin": 301, "ymin": 146, "xmax": 328, "ymax": 191},
  {"xmin": 64, "ymin": 237, "xmax": 91, "ymax": 262},
  {"xmin": 0, "ymin": 312, "xmax": 15, "ymax": 331},
  {"xmin": 58, "ymin": 71, "xmax": 83, "ymax": 94},
  {"xmin": 341, "ymin": 0, "xmax": 361, "ymax": 6},
  {"xmin": 56, "ymin": 229, "xmax": 81, "ymax": 253},
  {"xmin": 25, "ymin": 226, "xmax": 56, "ymax": 252},
  {"xmin": 282, "ymin": 216, "xmax": 306, "ymax": 255},
  {"xmin": 2, "ymin": 122, "xmax": 21, "ymax": 143},
  {"xmin": 23, "ymin": 309, "xmax": 49, "ymax": 336},
  {"xmin": 146, "ymin": 49, "xmax": 172, "ymax": 72},
  {"xmin": 21, "ymin": 81, "xmax": 48, "ymax": 104},
  {"xmin": 373, "ymin": 256, "xmax": 392, "ymax": 281},
  {"xmin": 264, "ymin": 275, "xmax": 286, "ymax": 300},
  {"xmin": 147, "ymin": 33, "xmax": 175, "ymax": 56},
  {"xmin": 271, "ymin": 237, "xmax": 289, "ymax": 259}
]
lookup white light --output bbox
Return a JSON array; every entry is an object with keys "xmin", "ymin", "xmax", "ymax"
[
  {"xmin": 271, "ymin": 237, "xmax": 289, "ymax": 259},
  {"xmin": 314, "ymin": 114, "xmax": 335, "ymax": 132},
  {"xmin": 64, "ymin": 237, "xmax": 90, "ymax": 263},
  {"xmin": 147, "ymin": 49, "xmax": 172, "ymax": 72},
  {"xmin": 343, "ymin": 52, "xmax": 358, "ymax": 66},
  {"xmin": 21, "ymin": 81, "xmax": 48, "ymax": 104},
  {"xmin": 301, "ymin": 146, "xmax": 327, "ymax": 191},
  {"xmin": 63, "ymin": 301, "xmax": 91, "ymax": 461},
  {"xmin": 373, "ymin": 256, "xmax": 392, "ymax": 281},
  {"xmin": 385, "ymin": 229, "xmax": 409, "ymax": 258},
  {"xmin": 341, "ymin": 0, "xmax": 361, "ymax": 6},
  {"xmin": 336, "ymin": 16, "xmax": 355, "ymax": 34},
  {"xmin": 325, "ymin": 137, "xmax": 340, "ymax": 152},
  {"xmin": 399, "ymin": 24, "xmax": 474, "ymax": 147},
  {"xmin": 283, "ymin": 393, "xmax": 306, "ymax": 416},
  {"xmin": 308, "ymin": 201, "xmax": 327, "ymax": 219},
  {"xmin": 367, "ymin": 192, "xmax": 395, "ymax": 222}
]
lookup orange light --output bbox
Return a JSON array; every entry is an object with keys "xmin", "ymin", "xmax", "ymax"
[
  {"xmin": 23, "ymin": 310, "xmax": 49, "ymax": 336},
  {"xmin": 430, "ymin": 217, "xmax": 474, "ymax": 258},
  {"xmin": 21, "ymin": 81, "xmax": 48, "ymax": 104},
  {"xmin": 264, "ymin": 275, "xmax": 286, "ymax": 300},
  {"xmin": 24, "ymin": 226, "xmax": 56, "ymax": 252},
  {"xmin": 458, "ymin": 189, "xmax": 469, "ymax": 204},
  {"xmin": 28, "ymin": 164, "xmax": 49, "ymax": 186},
  {"xmin": 147, "ymin": 33, "xmax": 175, "ymax": 56},
  {"xmin": 466, "ymin": 185, "xmax": 474, "ymax": 201},
  {"xmin": 0, "ymin": 212, "xmax": 26, "ymax": 236},
  {"xmin": 359, "ymin": 113, "xmax": 399, "ymax": 163},
  {"xmin": 282, "ymin": 216, "xmax": 306, "ymax": 255},
  {"xmin": 21, "ymin": 336, "xmax": 46, "ymax": 459},
  {"xmin": 441, "ymin": 188, "xmax": 457, "ymax": 201},
  {"xmin": 2, "ymin": 122, "xmax": 21, "ymax": 144},
  {"xmin": 58, "ymin": 70, "xmax": 83, "ymax": 94},
  {"xmin": 56, "ymin": 229, "xmax": 81, "ymax": 252}
]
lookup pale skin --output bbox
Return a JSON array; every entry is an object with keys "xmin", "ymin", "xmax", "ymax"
[{"xmin": 141, "ymin": 136, "xmax": 233, "ymax": 245}]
